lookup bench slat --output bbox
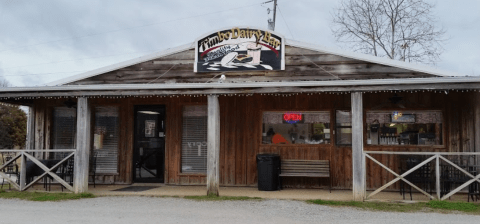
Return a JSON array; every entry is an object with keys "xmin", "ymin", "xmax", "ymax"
[
  {"xmin": 282, "ymin": 159, "xmax": 329, "ymax": 162},
  {"xmin": 282, "ymin": 169, "xmax": 330, "ymax": 172},
  {"xmin": 281, "ymin": 169, "xmax": 330, "ymax": 172},
  {"xmin": 280, "ymin": 159, "xmax": 331, "ymax": 178},
  {"xmin": 280, "ymin": 173, "xmax": 330, "ymax": 177},
  {"xmin": 282, "ymin": 165, "xmax": 330, "ymax": 168},
  {"xmin": 282, "ymin": 164, "xmax": 329, "ymax": 167},
  {"xmin": 282, "ymin": 162, "xmax": 329, "ymax": 165},
  {"xmin": 279, "ymin": 159, "xmax": 331, "ymax": 192}
]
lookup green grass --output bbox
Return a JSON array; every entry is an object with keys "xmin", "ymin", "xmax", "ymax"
[
  {"xmin": 184, "ymin": 195, "xmax": 262, "ymax": 201},
  {"xmin": 0, "ymin": 190, "xmax": 95, "ymax": 201},
  {"xmin": 308, "ymin": 199, "xmax": 480, "ymax": 214},
  {"xmin": 426, "ymin": 200, "xmax": 479, "ymax": 212}
]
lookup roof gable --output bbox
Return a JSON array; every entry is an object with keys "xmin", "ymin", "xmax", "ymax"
[{"xmin": 48, "ymin": 39, "xmax": 462, "ymax": 86}]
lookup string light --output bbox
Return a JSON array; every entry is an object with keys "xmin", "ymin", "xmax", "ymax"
[{"xmin": 1, "ymin": 88, "xmax": 479, "ymax": 101}]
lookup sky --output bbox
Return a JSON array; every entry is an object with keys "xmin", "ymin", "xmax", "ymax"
[{"xmin": 0, "ymin": 0, "xmax": 479, "ymax": 87}]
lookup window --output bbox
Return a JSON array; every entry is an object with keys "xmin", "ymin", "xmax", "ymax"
[
  {"xmin": 93, "ymin": 107, "xmax": 119, "ymax": 174},
  {"xmin": 262, "ymin": 111, "xmax": 331, "ymax": 144},
  {"xmin": 366, "ymin": 111, "xmax": 443, "ymax": 146},
  {"xmin": 335, "ymin": 110, "xmax": 352, "ymax": 145},
  {"xmin": 181, "ymin": 105, "xmax": 208, "ymax": 174},
  {"xmin": 52, "ymin": 107, "xmax": 76, "ymax": 159}
]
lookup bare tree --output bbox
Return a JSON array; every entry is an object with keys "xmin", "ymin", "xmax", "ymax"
[
  {"xmin": 0, "ymin": 77, "xmax": 10, "ymax": 87},
  {"xmin": 331, "ymin": 0, "xmax": 447, "ymax": 64}
]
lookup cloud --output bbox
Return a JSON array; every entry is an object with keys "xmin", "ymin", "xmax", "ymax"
[{"xmin": 0, "ymin": 0, "xmax": 478, "ymax": 87}]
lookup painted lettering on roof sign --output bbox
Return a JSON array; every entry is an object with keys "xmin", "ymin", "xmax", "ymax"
[{"xmin": 194, "ymin": 27, "xmax": 285, "ymax": 73}]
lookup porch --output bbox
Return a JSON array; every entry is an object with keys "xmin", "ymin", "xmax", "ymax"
[
  {"xmin": 1, "ymin": 88, "xmax": 480, "ymax": 202},
  {"xmin": 10, "ymin": 183, "xmax": 474, "ymax": 203}
]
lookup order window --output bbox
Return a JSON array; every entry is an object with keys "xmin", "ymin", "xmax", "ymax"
[
  {"xmin": 366, "ymin": 111, "xmax": 443, "ymax": 145},
  {"xmin": 335, "ymin": 110, "xmax": 352, "ymax": 146},
  {"xmin": 262, "ymin": 111, "xmax": 331, "ymax": 145}
]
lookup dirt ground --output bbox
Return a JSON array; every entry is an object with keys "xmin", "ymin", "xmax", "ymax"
[{"xmin": 1, "ymin": 196, "xmax": 478, "ymax": 224}]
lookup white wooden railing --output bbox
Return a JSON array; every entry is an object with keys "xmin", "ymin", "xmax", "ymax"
[
  {"xmin": 0, "ymin": 150, "xmax": 76, "ymax": 192},
  {"xmin": 364, "ymin": 151, "xmax": 480, "ymax": 201}
]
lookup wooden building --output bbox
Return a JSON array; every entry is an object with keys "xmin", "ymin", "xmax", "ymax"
[{"xmin": 1, "ymin": 27, "xmax": 479, "ymax": 200}]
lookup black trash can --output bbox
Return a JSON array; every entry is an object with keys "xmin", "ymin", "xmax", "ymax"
[{"xmin": 256, "ymin": 154, "xmax": 280, "ymax": 191}]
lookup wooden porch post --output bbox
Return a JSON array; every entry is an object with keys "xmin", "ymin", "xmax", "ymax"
[
  {"xmin": 351, "ymin": 92, "xmax": 365, "ymax": 201},
  {"xmin": 74, "ymin": 97, "xmax": 91, "ymax": 193},
  {"xmin": 34, "ymin": 104, "xmax": 45, "ymax": 159},
  {"xmin": 207, "ymin": 95, "xmax": 220, "ymax": 196},
  {"xmin": 21, "ymin": 106, "xmax": 36, "ymax": 188},
  {"xmin": 475, "ymin": 93, "xmax": 480, "ymax": 165},
  {"xmin": 26, "ymin": 106, "xmax": 35, "ymax": 150}
]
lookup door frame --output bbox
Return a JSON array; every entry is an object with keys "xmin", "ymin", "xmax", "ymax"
[{"xmin": 132, "ymin": 104, "xmax": 166, "ymax": 183}]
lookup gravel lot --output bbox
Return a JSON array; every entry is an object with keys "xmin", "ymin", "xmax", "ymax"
[{"xmin": 0, "ymin": 197, "xmax": 478, "ymax": 224}]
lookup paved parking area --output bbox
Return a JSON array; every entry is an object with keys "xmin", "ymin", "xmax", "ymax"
[{"xmin": 0, "ymin": 196, "xmax": 478, "ymax": 224}]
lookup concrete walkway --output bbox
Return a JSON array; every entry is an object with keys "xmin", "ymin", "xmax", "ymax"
[{"xmin": 23, "ymin": 184, "xmax": 475, "ymax": 202}]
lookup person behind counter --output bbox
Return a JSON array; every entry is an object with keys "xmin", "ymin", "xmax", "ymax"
[{"xmin": 272, "ymin": 133, "xmax": 289, "ymax": 144}]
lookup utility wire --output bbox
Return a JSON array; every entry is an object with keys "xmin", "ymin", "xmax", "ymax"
[
  {"xmin": 277, "ymin": 6, "xmax": 341, "ymax": 80},
  {"xmin": 0, "ymin": 2, "xmax": 262, "ymax": 53},
  {"xmin": 146, "ymin": 64, "xmax": 176, "ymax": 84}
]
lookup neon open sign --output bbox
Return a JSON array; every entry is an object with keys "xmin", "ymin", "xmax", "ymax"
[{"xmin": 283, "ymin": 112, "xmax": 303, "ymax": 124}]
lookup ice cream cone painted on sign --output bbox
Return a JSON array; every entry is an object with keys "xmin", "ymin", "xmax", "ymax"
[{"xmin": 246, "ymin": 43, "xmax": 262, "ymax": 65}]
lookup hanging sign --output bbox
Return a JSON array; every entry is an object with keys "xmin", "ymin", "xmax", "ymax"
[{"xmin": 194, "ymin": 27, "xmax": 285, "ymax": 72}]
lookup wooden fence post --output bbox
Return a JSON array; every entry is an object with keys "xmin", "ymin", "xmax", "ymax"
[
  {"xmin": 436, "ymin": 155, "xmax": 441, "ymax": 199},
  {"xmin": 74, "ymin": 97, "xmax": 91, "ymax": 193},
  {"xmin": 351, "ymin": 92, "xmax": 365, "ymax": 201},
  {"xmin": 19, "ymin": 153, "xmax": 27, "ymax": 191},
  {"xmin": 207, "ymin": 95, "xmax": 220, "ymax": 196}
]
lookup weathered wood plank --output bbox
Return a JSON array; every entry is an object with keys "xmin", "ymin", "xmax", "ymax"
[
  {"xmin": 351, "ymin": 92, "xmax": 365, "ymax": 201},
  {"xmin": 206, "ymin": 95, "xmax": 220, "ymax": 196},
  {"xmin": 44, "ymin": 106, "xmax": 52, "ymax": 158},
  {"xmin": 34, "ymin": 102, "xmax": 45, "ymax": 159},
  {"xmin": 226, "ymin": 98, "xmax": 236, "ymax": 185},
  {"xmin": 26, "ymin": 106, "xmax": 35, "ymax": 150},
  {"xmin": 285, "ymin": 54, "xmax": 362, "ymax": 66},
  {"xmin": 19, "ymin": 154, "xmax": 26, "ymax": 190},
  {"xmin": 285, "ymin": 46, "xmax": 327, "ymax": 55},
  {"xmin": 475, "ymin": 93, "xmax": 480, "ymax": 165},
  {"xmin": 245, "ymin": 96, "xmax": 257, "ymax": 186},
  {"xmin": 63, "ymin": 43, "xmax": 440, "ymax": 86},
  {"xmin": 74, "ymin": 97, "xmax": 91, "ymax": 193}
]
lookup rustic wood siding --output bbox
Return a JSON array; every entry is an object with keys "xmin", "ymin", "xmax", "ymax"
[
  {"xmin": 67, "ymin": 46, "xmax": 437, "ymax": 85},
  {"xmin": 32, "ymin": 91, "xmax": 478, "ymax": 189}
]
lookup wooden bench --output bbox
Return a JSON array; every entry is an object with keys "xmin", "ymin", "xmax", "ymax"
[{"xmin": 279, "ymin": 159, "xmax": 332, "ymax": 192}]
